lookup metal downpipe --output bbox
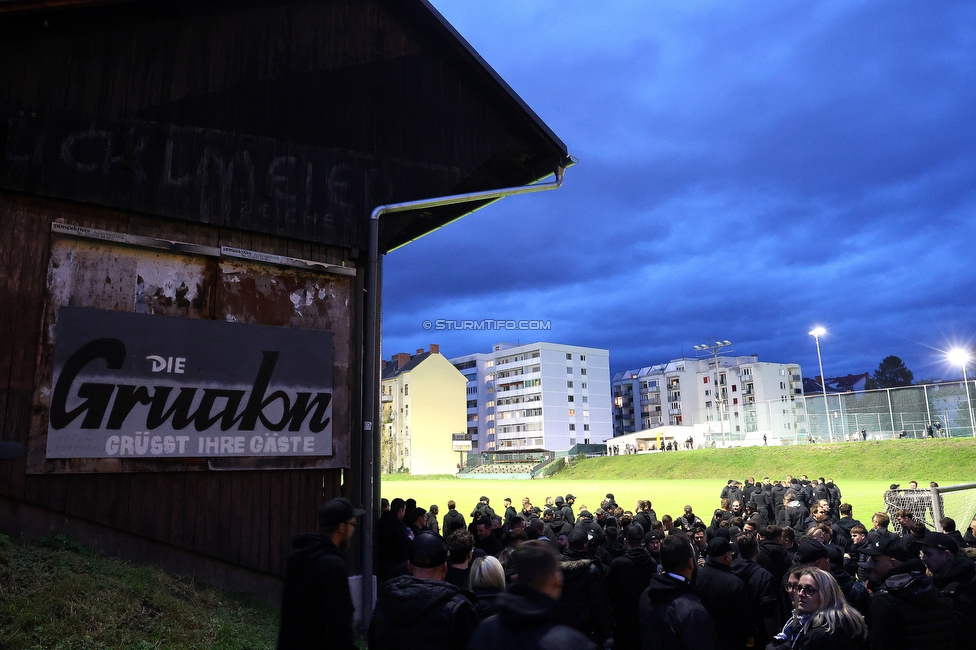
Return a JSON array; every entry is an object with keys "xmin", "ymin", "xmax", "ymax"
[{"xmin": 360, "ymin": 164, "xmax": 570, "ymax": 625}]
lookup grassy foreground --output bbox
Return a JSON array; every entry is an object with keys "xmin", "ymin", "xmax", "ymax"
[
  {"xmin": 0, "ymin": 534, "xmax": 279, "ymax": 650},
  {"xmin": 382, "ymin": 439, "xmax": 976, "ymax": 526}
]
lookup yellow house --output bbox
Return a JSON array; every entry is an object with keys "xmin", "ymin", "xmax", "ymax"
[{"xmin": 381, "ymin": 345, "xmax": 468, "ymax": 475}]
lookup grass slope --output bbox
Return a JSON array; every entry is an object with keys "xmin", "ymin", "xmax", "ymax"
[
  {"xmin": 382, "ymin": 439, "xmax": 976, "ymax": 530},
  {"xmin": 0, "ymin": 535, "xmax": 279, "ymax": 650},
  {"xmin": 558, "ymin": 439, "xmax": 976, "ymax": 482}
]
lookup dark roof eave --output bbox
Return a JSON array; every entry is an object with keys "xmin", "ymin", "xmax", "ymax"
[{"xmin": 412, "ymin": 0, "xmax": 567, "ymax": 155}]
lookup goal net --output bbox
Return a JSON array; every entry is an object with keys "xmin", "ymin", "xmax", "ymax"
[{"xmin": 883, "ymin": 483, "xmax": 976, "ymax": 534}]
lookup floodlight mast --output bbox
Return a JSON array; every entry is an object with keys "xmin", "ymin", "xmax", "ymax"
[
  {"xmin": 808, "ymin": 327, "xmax": 834, "ymax": 442},
  {"xmin": 948, "ymin": 348, "xmax": 976, "ymax": 438},
  {"xmin": 694, "ymin": 338, "xmax": 733, "ymax": 445}
]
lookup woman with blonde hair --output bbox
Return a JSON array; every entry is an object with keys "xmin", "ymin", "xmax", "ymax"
[
  {"xmin": 469, "ymin": 555, "xmax": 505, "ymax": 618},
  {"xmin": 768, "ymin": 567, "xmax": 866, "ymax": 650}
]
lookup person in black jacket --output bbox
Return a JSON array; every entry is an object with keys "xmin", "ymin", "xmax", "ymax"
[
  {"xmin": 443, "ymin": 500, "xmax": 467, "ymax": 537},
  {"xmin": 467, "ymin": 541, "xmax": 596, "ymax": 650},
  {"xmin": 558, "ymin": 529, "xmax": 614, "ymax": 647},
  {"xmin": 377, "ymin": 497, "xmax": 412, "ymax": 582},
  {"xmin": 369, "ymin": 533, "xmax": 480, "ymax": 650},
  {"xmin": 862, "ymin": 535, "xmax": 956, "ymax": 650},
  {"xmin": 606, "ymin": 525, "xmax": 658, "ymax": 650},
  {"xmin": 638, "ymin": 533, "xmax": 718, "ymax": 650},
  {"xmin": 696, "ymin": 536, "xmax": 755, "ymax": 650},
  {"xmin": 677, "ymin": 505, "xmax": 704, "ymax": 532},
  {"xmin": 277, "ymin": 497, "xmax": 365, "ymax": 650},
  {"xmin": 475, "ymin": 518, "xmax": 503, "ymax": 558},
  {"xmin": 731, "ymin": 533, "xmax": 779, "ymax": 648}
]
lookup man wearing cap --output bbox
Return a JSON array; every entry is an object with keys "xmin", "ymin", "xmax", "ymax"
[
  {"xmin": 794, "ymin": 539, "xmax": 830, "ymax": 572},
  {"xmin": 562, "ymin": 494, "xmax": 577, "ymax": 525},
  {"xmin": 277, "ymin": 497, "xmax": 364, "ymax": 650},
  {"xmin": 369, "ymin": 532, "xmax": 479, "ymax": 649},
  {"xmin": 863, "ymin": 535, "xmax": 955, "ymax": 650},
  {"xmin": 639, "ymin": 534, "xmax": 718, "ymax": 650},
  {"xmin": 696, "ymin": 536, "xmax": 754, "ymax": 650},
  {"xmin": 644, "ymin": 530, "xmax": 664, "ymax": 566},
  {"xmin": 918, "ymin": 532, "xmax": 976, "ymax": 649},
  {"xmin": 471, "ymin": 495, "xmax": 495, "ymax": 522},
  {"xmin": 677, "ymin": 505, "xmax": 704, "ymax": 532}
]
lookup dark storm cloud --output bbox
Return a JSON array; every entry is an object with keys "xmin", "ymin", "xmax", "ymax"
[{"xmin": 383, "ymin": 1, "xmax": 976, "ymax": 380}]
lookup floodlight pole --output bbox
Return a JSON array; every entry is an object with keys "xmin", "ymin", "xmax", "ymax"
[
  {"xmin": 809, "ymin": 329, "xmax": 834, "ymax": 442},
  {"xmin": 964, "ymin": 365, "xmax": 976, "ymax": 438}
]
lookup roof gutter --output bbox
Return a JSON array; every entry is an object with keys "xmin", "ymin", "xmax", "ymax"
[{"xmin": 359, "ymin": 159, "xmax": 574, "ymax": 625}]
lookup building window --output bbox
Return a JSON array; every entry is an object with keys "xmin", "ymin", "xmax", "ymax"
[
  {"xmin": 567, "ymin": 367, "xmax": 573, "ymax": 374},
  {"xmin": 569, "ymin": 409, "xmax": 575, "ymax": 416},
  {"xmin": 580, "ymin": 355, "xmax": 586, "ymax": 361},
  {"xmin": 404, "ymin": 384, "xmax": 409, "ymax": 395},
  {"xmin": 703, "ymin": 376, "xmax": 709, "ymax": 384},
  {"xmin": 733, "ymin": 398, "xmax": 738, "ymax": 405},
  {"xmin": 732, "ymin": 385, "xmax": 737, "ymax": 392},
  {"xmin": 581, "ymin": 369, "xmax": 587, "ymax": 375},
  {"xmin": 568, "ymin": 395, "xmax": 575, "ymax": 403},
  {"xmin": 583, "ymin": 424, "xmax": 590, "ymax": 431},
  {"xmin": 705, "ymin": 389, "xmax": 710, "ymax": 396},
  {"xmin": 582, "ymin": 396, "xmax": 588, "ymax": 403},
  {"xmin": 582, "ymin": 383, "xmax": 587, "ymax": 389},
  {"xmin": 567, "ymin": 380, "xmax": 573, "ymax": 388},
  {"xmin": 566, "ymin": 353, "xmax": 572, "ymax": 360},
  {"xmin": 569, "ymin": 424, "xmax": 576, "ymax": 431},
  {"xmin": 405, "ymin": 405, "xmax": 409, "ymax": 417},
  {"xmin": 582, "ymin": 410, "xmax": 589, "ymax": 417}
]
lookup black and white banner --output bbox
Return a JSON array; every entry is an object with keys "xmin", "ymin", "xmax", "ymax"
[{"xmin": 46, "ymin": 307, "xmax": 333, "ymax": 458}]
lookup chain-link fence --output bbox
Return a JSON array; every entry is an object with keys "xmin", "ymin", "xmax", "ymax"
[{"xmin": 799, "ymin": 381, "xmax": 976, "ymax": 441}]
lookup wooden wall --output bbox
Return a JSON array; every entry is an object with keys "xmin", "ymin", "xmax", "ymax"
[
  {"xmin": 0, "ymin": 0, "xmax": 563, "ymax": 253},
  {"xmin": 0, "ymin": 189, "xmax": 352, "ymax": 579}
]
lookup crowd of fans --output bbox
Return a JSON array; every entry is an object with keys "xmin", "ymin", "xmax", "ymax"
[{"xmin": 278, "ymin": 476, "xmax": 976, "ymax": 649}]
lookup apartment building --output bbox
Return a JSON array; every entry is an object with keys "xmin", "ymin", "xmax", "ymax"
[
  {"xmin": 381, "ymin": 345, "xmax": 467, "ymax": 475},
  {"xmin": 450, "ymin": 342, "xmax": 612, "ymax": 453},
  {"xmin": 612, "ymin": 355, "xmax": 805, "ymax": 444}
]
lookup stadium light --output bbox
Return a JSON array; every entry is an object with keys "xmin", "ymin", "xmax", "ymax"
[
  {"xmin": 948, "ymin": 348, "xmax": 976, "ymax": 438},
  {"xmin": 808, "ymin": 327, "xmax": 834, "ymax": 442}
]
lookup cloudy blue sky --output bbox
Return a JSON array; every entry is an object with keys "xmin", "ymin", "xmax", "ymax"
[{"xmin": 382, "ymin": 0, "xmax": 976, "ymax": 382}]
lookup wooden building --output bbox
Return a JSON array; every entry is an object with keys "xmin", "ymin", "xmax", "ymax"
[{"xmin": 0, "ymin": 0, "xmax": 567, "ymax": 598}]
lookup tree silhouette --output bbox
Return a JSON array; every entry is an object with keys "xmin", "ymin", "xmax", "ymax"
[{"xmin": 873, "ymin": 355, "xmax": 914, "ymax": 388}]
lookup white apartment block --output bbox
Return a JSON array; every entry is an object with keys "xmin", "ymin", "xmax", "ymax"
[
  {"xmin": 612, "ymin": 355, "xmax": 805, "ymax": 444},
  {"xmin": 450, "ymin": 342, "xmax": 612, "ymax": 453}
]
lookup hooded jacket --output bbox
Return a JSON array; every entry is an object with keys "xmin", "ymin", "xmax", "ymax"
[
  {"xmin": 868, "ymin": 562, "xmax": 955, "ymax": 650},
  {"xmin": 369, "ymin": 574, "xmax": 479, "ymax": 650},
  {"xmin": 558, "ymin": 549, "xmax": 614, "ymax": 644},
  {"xmin": 466, "ymin": 584, "xmax": 596, "ymax": 650},
  {"xmin": 277, "ymin": 534, "xmax": 355, "ymax": 650},
  {"xmin": 639, "ymin": 572, "xmax": 717, "ymax": 650},
  {"xmin": 606, "ymin": 548, "xmax": 658, "ymax": 650},
  {"xmin": 696, "ymin": 557, "xmax": 754, "ymax": 650}
]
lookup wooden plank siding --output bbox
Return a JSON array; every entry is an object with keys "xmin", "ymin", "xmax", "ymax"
[
  {"xmin": 0, "ymin": 190, "xmax": 341, "ymax": 576},
  {"xmin": 0, "ymin": 0, "xmax": 565, "ymax": 593},
  {"xmin": 0, "ymin": 0, "xmax": 566, "ymax": 254}
]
